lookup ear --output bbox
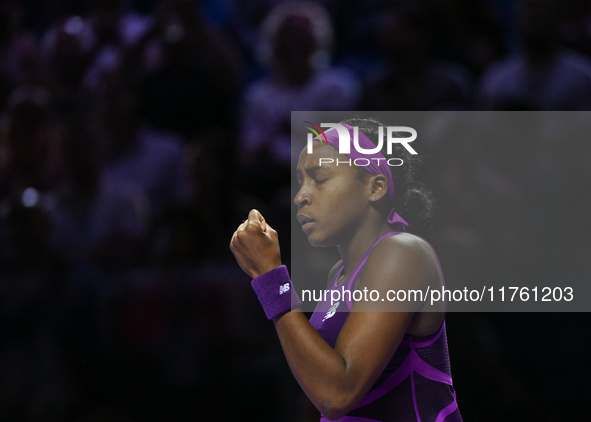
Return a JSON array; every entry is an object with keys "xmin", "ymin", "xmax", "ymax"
[{"xmin": 369, "ymin": 174, "xmax": 388, "ymax": 201}]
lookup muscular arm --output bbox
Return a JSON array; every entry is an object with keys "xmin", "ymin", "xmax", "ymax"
[
  {"xmin": 272, "ymin": 235, "xmax": 437, "ymax": 420},
  {"xmin": 230, "ymin": 211, "xmax": 440, "ymax": 420}
]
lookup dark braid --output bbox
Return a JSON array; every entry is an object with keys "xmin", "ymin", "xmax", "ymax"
[{"xmin": 340, "ymin": 117, "xmax": 435, "ymax": 228}]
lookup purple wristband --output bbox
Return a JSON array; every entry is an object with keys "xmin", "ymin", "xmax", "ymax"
[{"xmin": 251, "ymin": 265, "xmax": 302, "ymax": 319}]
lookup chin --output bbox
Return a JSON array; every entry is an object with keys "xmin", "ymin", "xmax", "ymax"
[
  {"xmin": 306, "ymin": 232, "xmax": 322, "ymax": 247},
  {"xmin": 306, "ymin": 232, "xmax": 334, "ymax": 248},
  {"xmin": 308, "ymin": 238, "xmax": 324, "ymax": 247}
]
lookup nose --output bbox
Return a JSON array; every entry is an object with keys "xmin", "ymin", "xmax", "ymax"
[{"xmin": 294, "ymin": 183, "xmax": 310, "ymax": 209}]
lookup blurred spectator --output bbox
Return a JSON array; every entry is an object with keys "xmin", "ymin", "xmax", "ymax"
[
  {"xmin": 140, "ymin": 0, "xmax": 243, "ymax": 139},
  {"xmin": 0, "ymin": 2, "xmax": 44, "ymax": 108},
  {"xmin": 228, "ymin": 0, "xmax": 275, "ymax": 71},
  {"xmin": 42, "ymin": 17, "xmax": 94, "ymax": 113},
  {"xmin": 44, "ymin": 112, "xmax": 149, "ymax": 271},
  {"xmin": 82, "ymin": 0, "xmax": 152, "ymax": 96},
  {"xmin": 359, "ymin": 0, "xmax": 471, "ymax": 110},
  {"xmin": 96, "ymin": 76, "xmax": 188, "ymax": 219},
  {"xmin": 435, "ymin": 0, "xmax": 507, "ymax": 78},
  {"xmin": 478, "ymin": 0, "xmax": 591, "ymax": 110},
  {"xmin": 0, "ymin": 89, "xmax": 60, "ymax": 200},
  {"xmin": 154, "ymin": 142, "xmax": 238, "ymax": 262},
  {"xmin": 239, "ymin": 1, "xmax": 359, "ymax": 200},
  {"xmin": 0, "ymin": 170, "xmax": 77, "ymax": 422},
  {"xmin": 228, "ymin": 0, "xmax": 339, "ymax": 64}
]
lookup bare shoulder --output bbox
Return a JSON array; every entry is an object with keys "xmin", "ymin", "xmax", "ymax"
[
  {"xmin": 371, "ymin": 232, "xmax": 439, "ymax": 268},
  {"xmin": 355, "ymin": 232, "xmax": 444, "ymax": 326},
  {"xmin": 360, "ymin": 232, "xmax": 442, "ymax": 292}
]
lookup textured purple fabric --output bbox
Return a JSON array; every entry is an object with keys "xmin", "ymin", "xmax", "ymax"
[
  {"xmin": 434, "ymin": 395, "xmax": 459, "ymax": 422},
  {"xmin": 315, "ymin": 124, "xmax": 408, "ymax": 227},
  {"xmin": 309, "ymin": 230, "xmax": 462, "ymax": 422},
  {"xmin": 412, "ymin": 350, "xmax": 453, "ymax": 386},
  {"xmin": 321, "ymin": 417, "xmax": 383, "ymax": 422},
  {"xmin": 251, "ymin": 265, "xmax": 301, "ymax": 319}
]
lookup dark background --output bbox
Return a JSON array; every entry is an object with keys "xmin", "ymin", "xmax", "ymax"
[{"xmin": 0, "ymin": 0, "xmax": 590, "ymax": 421}]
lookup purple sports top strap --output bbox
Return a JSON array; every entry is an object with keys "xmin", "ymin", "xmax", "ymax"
[{"xmin": 338, "ymin": 230, "xmax": 401, "ymax": 309}]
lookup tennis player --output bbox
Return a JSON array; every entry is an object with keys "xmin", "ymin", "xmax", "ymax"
[{"xmin": 230, "ymin": 117, "xmax": 462, "ymax": 422}]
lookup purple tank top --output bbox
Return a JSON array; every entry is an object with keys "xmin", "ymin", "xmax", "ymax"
[{"xmin": 309, "ymin": 230, "xmax": 462, "ymax": 422}]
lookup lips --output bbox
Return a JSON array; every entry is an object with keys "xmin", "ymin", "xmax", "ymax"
[
  {"xmin": 297, "ymin": 214, "xmax": 316, "ymax": 231},
  {"xmin": 297, "ymin": 214, "xmax": 315, "ymax": 225}
]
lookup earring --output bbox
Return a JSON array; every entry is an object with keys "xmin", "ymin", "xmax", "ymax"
[{"xmin": 372, "ymin": 196, "xmax": 377, "ymax": 200}]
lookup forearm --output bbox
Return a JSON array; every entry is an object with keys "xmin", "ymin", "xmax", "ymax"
[
  {"xmin": 230, "ymin": 215, "xmax": 381, "ymax": 417},
  {"xmin": 272, "ymin": 310, "xmax": 362, "ymax": 418}
]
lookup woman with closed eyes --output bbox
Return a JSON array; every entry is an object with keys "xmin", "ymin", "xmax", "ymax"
[{"xmin": 230, "ymin": 117, "xmax": 462, "ymax": 422}]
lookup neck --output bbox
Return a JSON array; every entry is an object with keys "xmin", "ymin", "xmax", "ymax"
[{"xmin": 336, "ymin": 217, "xmax": 392, "ymax": 281}]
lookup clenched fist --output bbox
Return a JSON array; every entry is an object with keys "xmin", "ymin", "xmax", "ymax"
[{"xmin": 229, "ymin": 209, "xmax": 283, "ymax": 278}]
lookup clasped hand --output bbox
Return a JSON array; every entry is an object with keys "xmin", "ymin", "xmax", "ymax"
[{"xmin": 229, "ymin": 209, "xmax": 283, "ymax": 278}]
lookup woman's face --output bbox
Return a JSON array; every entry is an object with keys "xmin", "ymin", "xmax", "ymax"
[{"xmin": 295, "ymin": 143, "xmax": 371, "ymax": 247}]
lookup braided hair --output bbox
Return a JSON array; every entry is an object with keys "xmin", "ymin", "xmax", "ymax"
[{"xmin": 340, "ymin": 116, "xmax": 435, "ymax": 228}]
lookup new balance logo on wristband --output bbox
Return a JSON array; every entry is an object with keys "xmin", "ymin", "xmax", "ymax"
[{"xmin": 279, "ymin": 283, "xmax": 290, "ymax": 295}]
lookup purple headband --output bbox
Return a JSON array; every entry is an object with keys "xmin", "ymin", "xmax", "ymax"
[{"xmin": 316, "ymin": 124, "xmax": 408, "ymax": 227}]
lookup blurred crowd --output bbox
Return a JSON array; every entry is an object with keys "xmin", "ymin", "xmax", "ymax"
[{"xmin": 0, "ymin": 0, "xmax": 590, "ymax": 421}]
